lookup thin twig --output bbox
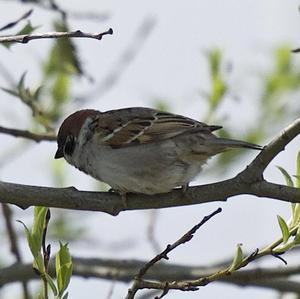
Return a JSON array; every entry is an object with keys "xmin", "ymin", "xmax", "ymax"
[
  {"xmin": 2, "ymin": 204, "xmax": 22, "ymax": 260},
  {"xmin": 2, "ymin": 204, "xmax": 31, "ymax": 299},
  {"xmin": 41, "ymin": 209, "xmax": 51, "ymax": 299},
  {"xmin": 2, "ymin": 256, "xmax": 300, "ymax": 293},
  {"xmin": 106, "ymin": 280, "xmax": 116, "ymax": 299},
  {"xmin": 142, "ymin": 208, "xmax": 221, "ymax": 278},
  {"xmin": 129, "ymin": 226, "xmax": 300, "ymax": 296},
  {"xmin": 292, "ymin": 48, "xmax": 300, "ymax": 53},
  {"xmin": 147, "ymin": 210, "xmax": 161, "ymax": 253},
  {"xmin": 125, "ymin": 208, "xmax": 222, "ymax": 299},
  {"xmin": 0, "ymin": 125, "xmax": 56, "ymax": 142},
  {"xmin": 0, "ymin": 28, "xmax": 113, "ymax": 44},
  {"xmin": 0, "ymin": 9, "xmax": 33, "ymax": 32},
  {"xmin": 75, "ymin": 17, "xmax": 155, "ymax": 103},
  {"xmin": 47, "ymin": 0, "xmax": 67, "ymax": 20}
]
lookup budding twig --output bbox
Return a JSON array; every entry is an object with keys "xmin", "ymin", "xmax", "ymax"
[{"xmin": 0, "ymin": 28, "xmax": 113, "ymax": 44}]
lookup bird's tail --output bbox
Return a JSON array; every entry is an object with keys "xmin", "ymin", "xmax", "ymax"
[{"xmin": 210, "ymin": 138, "xmax": 263, "ymax": 150}]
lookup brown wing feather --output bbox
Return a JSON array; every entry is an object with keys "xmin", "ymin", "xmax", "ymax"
[{"xmin": 92, "ymin": 107, "xmax": 221, "ymax": 148}]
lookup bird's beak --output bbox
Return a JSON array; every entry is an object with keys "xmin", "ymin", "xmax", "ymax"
[{"xmin": 54, "ymin": 147, "xmax": 64, "ymax": 159}]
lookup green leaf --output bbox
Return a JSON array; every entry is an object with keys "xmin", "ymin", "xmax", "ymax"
[
  {"xmin": 0, "ymin": 87, "xmax": 19, "ymax": 97},
  {"xmin": 206, "ymin": 48, "xmax": 227, "ymax": 112},
  {"xmin": 228, "ymin": 244, "xmax": 243, "ymax": 272},
  {"xmin": 296, "ymin": 151, "xmax": 300, "ymax": 188},
  {"xmin": 291, "ymin": 204, "xmax": 300, "ymax": 227},
  {"xmin": 31, "ymin": 207, "xmax": 48, "ymax": 257},
  {"xmin": 17, "ymin": 71, "xmax": 27, "ymax": 89},
  {"xmin": 275, "ymin": 46, "xmax": 291, "ymax": 75},
  {"xmin": 208, "ymin": 76, "xmax": 226, "ymax": 110},
  {"xmin": 262, "ymin": 45, "xmax": 300, "ymax": 107},
  {"xmin": 208, "ymin": 48, "xmax": 222, "ymax": 77},
  {"xmin": 277, "ymin": 215, "xmax": 290, "ymax": 243},
  {"xmin": 51, "ymin": 160, "xmax": 66, "ymax": 187},
  {"xmin": 290, "ymin": 152, "xmax": 300, "ymax": 226},
  {"xmin": 52, "ymin": 72, "xmax": 70, "ymax": 105},
  {"xmin": 32, "ymin": 252, "xmax": 45, "ymax": 273},
  {"xmin": 274, "ymin": 241, "xmax": 295, "ymax": 253},
  {"xmin": 44, "ymin": 20, "xmax": 82, "ymax": 76},
  {"xmin": 17, "ymin": 21, "xmax": 38, "ymax": 36},
  {"xmin": 17, "ymin": 220, "xmax": 36, "ymax": 255},
  {"xmin": 33, "ymin": 85, "xmax": 43, "ymax": 102},
  {"xmin": 57, "ymin": 264, "xmax": 72, "ymax": 296},
  {"xmin": 276, "ymin": 166, "xmax": 294, "ymax": 187},
  {"xmin": 18, "ymin": 219, "xmax": 44, "ymax": 262},
  {"xmin": 56, "ymin": 242, "xmax": 73, "ymax": 296},
  {"xmin": 44, "ymin": 272, "xmax": 58, "ymax": 296},
  {"xmin": 294, "ymin": 225, "xmax": 300, "ymax": 244},
  {"xmin": 153, "ymin": 99, "xmax": 171, "ymax": 112}
]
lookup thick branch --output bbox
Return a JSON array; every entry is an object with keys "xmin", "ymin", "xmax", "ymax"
[
  {"xmin": 0, "ymin": 28, "xmax": 113, "ymax": 44},
  {"xmin": 0, "ymin": 125, "xmax": 56, "ymax": 142},
  {"xmin": 0, "ymin": 177, "xmax": 299, "ymax": 216},
  {"xmin": 239, "ymin": 117, "xmax": 300, "ymax": 179}
]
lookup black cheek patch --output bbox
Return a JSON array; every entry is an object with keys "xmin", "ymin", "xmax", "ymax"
[{"xmin": 64, "ymin": 135, "xmax": 75, "ymax": 156}]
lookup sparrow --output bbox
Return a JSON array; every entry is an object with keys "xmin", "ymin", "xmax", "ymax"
[{"xmin": 55, "ymin": 107, "xmax": 262, "ymax": 197}]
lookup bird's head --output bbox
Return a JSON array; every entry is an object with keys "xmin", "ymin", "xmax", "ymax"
[{"xmin": 55, "ymin": 109, "xmax": 99, "ymax": 159}]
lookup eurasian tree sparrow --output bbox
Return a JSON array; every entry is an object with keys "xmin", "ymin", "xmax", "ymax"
[{"xmin": 55, "ymin": 107, "xmax": 262, "ymax": 196}]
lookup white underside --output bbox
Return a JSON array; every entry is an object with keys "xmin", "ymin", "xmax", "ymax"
[{"xmin": 66, "ymin": 138, "xmax": 206, "ymax": 194}]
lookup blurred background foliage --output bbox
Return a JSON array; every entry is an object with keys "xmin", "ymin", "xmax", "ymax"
[
  {"xmin": 205, "ymin": 46, "xmax": 300, "ymax": 169},
  {"xmin": 0, "ymin": 2, "xmax": 300, "ymax": 298}
]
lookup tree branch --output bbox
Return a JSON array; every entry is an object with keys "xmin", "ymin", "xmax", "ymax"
[
  {"xmin": 0, "ymin": 117, "xmax": 299, "ymax": 215},
  {"xmin": 1, "ymin": 204, "xmax": 30, "ymax": 299},
  {"xmin": 239, "ymin": 117, "xmax": 300, "ymax": 179},
  {"xmin": 124, "ymin": 216, "xmax": 300, "ymax": 297},
  {"xmin": 0, "ymin": 172, "xmax": 298, "ymax": 216},
  {"xmin": 1, "ymin": 257, "xmax": 300, "ymax": 294},
  {"xmin": 0, "ymin": 28, "xmax": 113, "ymax": 44},
  {"xmin": 0, "ymin": 9, "xmax": 33, "ymax": 32},
  {"xmin": 126, "ymin": 208, "xmax": 222, "ymax": 299},
  {"xmin": 75, "ymin": 17, "xmax": 156, "ymax": 103},
  {"xmin": 0, "ymin": 125, "xmax": 56, "ymax": 142}
]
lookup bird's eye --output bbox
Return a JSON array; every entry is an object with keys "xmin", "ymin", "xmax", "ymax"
[{"xmin": 64, "ymin": 135, "xmax": 75, "ymax": 156}]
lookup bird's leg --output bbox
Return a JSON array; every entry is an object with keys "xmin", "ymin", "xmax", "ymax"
[{"xmin": 181, "ymin": 183, "xmax": 189, "ymax": 193}]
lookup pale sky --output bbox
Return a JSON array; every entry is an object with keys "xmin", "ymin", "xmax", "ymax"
[{"xmin": 0, "ymin": 1, "xmax": 300, "ymax": 298}]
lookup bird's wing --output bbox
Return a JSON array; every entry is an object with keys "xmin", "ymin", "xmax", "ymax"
[{"xmin": 90, "ymin": 107, "xmax": 222, "ymax": 148}]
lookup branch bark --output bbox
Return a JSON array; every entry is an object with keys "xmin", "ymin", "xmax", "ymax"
[
  {"xmin": 0, "ymin": 118, "xmax": 299, "ymax": 215},
  {"xmin": 0, "ymin": 125, "xmax": 56, "ymax": 142},
  {"xmin": 0, "ymin": 28, "xmax": 113, "ymax": 44}
]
